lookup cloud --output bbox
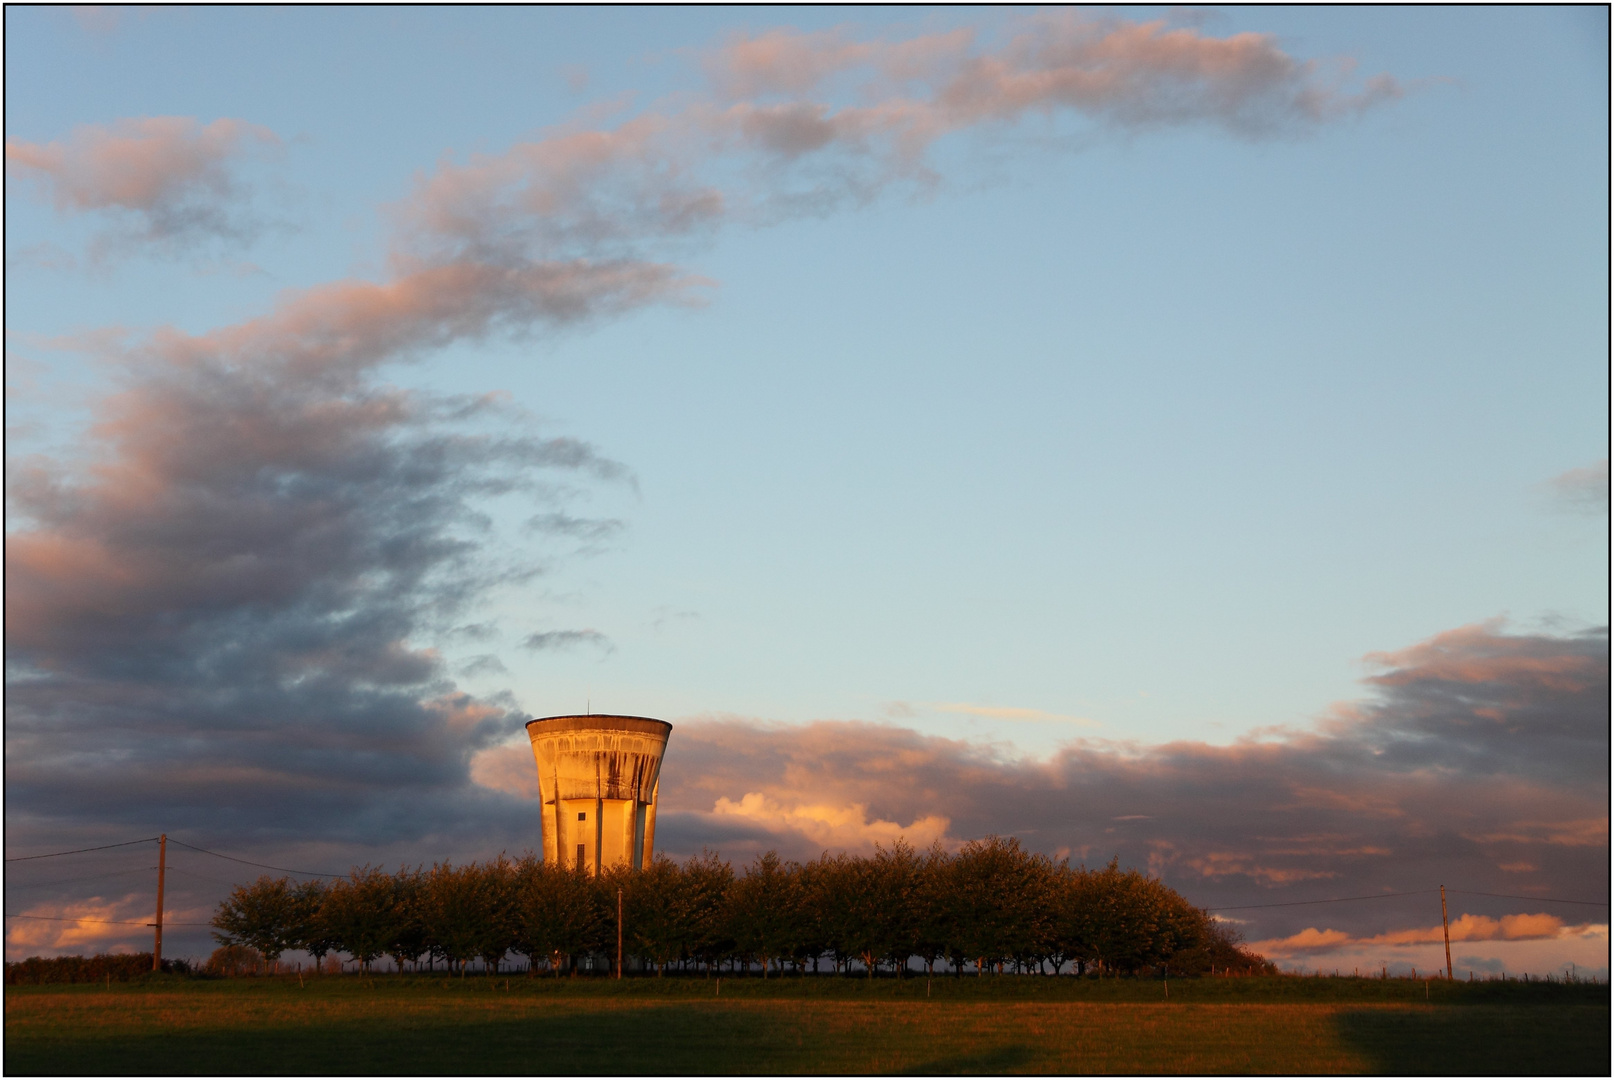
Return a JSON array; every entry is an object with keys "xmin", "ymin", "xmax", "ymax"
[
  {"xmin": 526, "ymin": 512, "xmax": 625, "ymax": 541},
  {"xmin": 711, "ymin": 791, "xmax": 950, "ymax": 852},
  {"xmin": 395, "ymin": 14, "xmax": 1405, "ymax": 265},
  {"xmin": 707, "ymin": 16, "xmax": 1402, "ymax": 134},
  {"xmin": 3, "ymin": 249, "xmax": 675, "ymax": 887},
  {"xmin": 468, "ymin": 744, "xmax": 540, "ymax": 800},
  {"xmin": 456, "ymin": 654, "xmax": 509, "ymax": 679},
  {"xmin": 1350, "ymin": 619, "xmax": 1609, "ymax": 785},
  {"xmin": 520, "ymin": 629, "xmax": 613, "ymax": 653},
  {"xmin": 69, "ymin": 6, "xmax": 155, "ymax": 37},
  {"xmin": 1252, "ymin": 913, "xmax": 1591, "ymax": 956},
  {"xmin": 650, "ymin": 607, "xmax": 700, "ymax": 633},
  {"xmin": 1547, "ymin": 458, "xmax": 1609, "ymax": 514},
  {"xmin": 6, "ymin": 116, "xmax": 281, "ymax": 251},
  {"xmin": 3, "ymin": 894, "xmax": 175, "ymax": 954}
]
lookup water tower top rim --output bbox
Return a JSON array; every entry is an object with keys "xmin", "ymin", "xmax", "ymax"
[{"xmin": 525, "ymin": 714, "xmax": 672, "ymax": 736}]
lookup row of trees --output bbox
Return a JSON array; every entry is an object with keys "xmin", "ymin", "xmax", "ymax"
[{"xmin": 211, "ymin": 837, "xmax": 1269, "ymax": 977}]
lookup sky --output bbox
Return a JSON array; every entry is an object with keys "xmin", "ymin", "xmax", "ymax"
[{"xmin": 4, "ymin": 6, "xmax": 1608, "ymax": 977}]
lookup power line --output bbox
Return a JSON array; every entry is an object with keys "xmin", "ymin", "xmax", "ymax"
[
  {"xmin": 4, "ymin": 834, "xmax": 341, "ymax": 879},
  {"xmin": 3, "ymin": 913, "xmax": 212, "ymax": 927},
  {"xmin": 165, "ymin": 838, "xmax": 342, "ymax": 879},
  {"xmin": 3, "ymin": 838, "xmax": 158, "ymax": 863},
  {"xmin": 1449, "ymin": 890, "xmax": 1609, "ymax": 907},
  {"xmin": 162, "ymin": 864, "xmax": 252, "ymax": 890},
  {"xmin": 1210, "ymin": 890, "xmax": 1437, "ymax": 911},
  {"xmin": 3, "ymin": 866, "xmax": 158, "ymax": 890}
]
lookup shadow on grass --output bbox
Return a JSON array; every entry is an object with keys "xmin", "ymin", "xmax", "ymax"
[
  {"xmin": 1333, "ymin": 1005, "xmax": 1610, "ymax": 1076},
  {"xmin": 8, "ymin": 1006, "xmax": 812, "ymax": 1076},
  {"xmin": 895, "ymin": 1044, "xmax": 1039, "ymax": 1075}
]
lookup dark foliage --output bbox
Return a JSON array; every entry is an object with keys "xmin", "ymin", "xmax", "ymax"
[
  {"xmin": 4, "ymin": 953, "xmax": 192, "ymax": 984},
  {"xmin": 209, "ymin": 838, "xmax": 1270, "ymax": 976}
]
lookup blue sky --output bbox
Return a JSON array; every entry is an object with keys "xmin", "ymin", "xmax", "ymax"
[{"xmin": 5, "ymin": 7, "xmax": 1607, "ymax": 974}]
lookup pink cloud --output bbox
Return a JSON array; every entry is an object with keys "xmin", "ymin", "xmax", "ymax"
[
  {"xmin": 1547, "ymin": 458, "xmax": 1609, "ymax": 513},
  {"xmin": 1364, "ymin": 619, "xmax": 1602, "ymax": 693},
  {"xmin": 707, "ymin": 28, "xmax": 886, "ymax": 97},
  {"xmin": 1253, "ymin": 912, "xmax": 1582, "ymax": 956},
  {"xmin": 712, "ymin": 791, "xmax": 950, "ymax": 852},
  {"xmin": 3, "ymin": 893, "xmax": 185, "ymax": 955},
  {"xmin": 397, "ymin": 14, "xmax": 1406, "ymax": 264},
  {"xmin": 6, "ymin": 116, "xmax": 279, "ymax": 245}
]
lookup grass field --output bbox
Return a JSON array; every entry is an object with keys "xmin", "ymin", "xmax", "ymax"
[{"xmin": 5, "ymin": 974, "xmax": 1607, "ymax": 1075}]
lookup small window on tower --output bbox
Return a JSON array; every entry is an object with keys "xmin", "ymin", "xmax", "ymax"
[{"xmin": 578, "ymin": 811, "xmax": 587, "ymax": 821}]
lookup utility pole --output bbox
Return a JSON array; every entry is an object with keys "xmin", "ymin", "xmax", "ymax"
[
  {"xmin": 616, "ymin": 887, "xmax": 623, "ymax": 979},
  {"xmin": 150, "ymin": 834, "xmax": 167, "ymax": 972},
  {"xmin": 1439, "ymin": 884, "xmax": 1453, "ymax": 981}
]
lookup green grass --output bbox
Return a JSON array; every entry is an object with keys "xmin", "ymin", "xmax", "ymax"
[{"xmin": 5, "ymin": 974, "xmax": 1607, "ymax": 1075}]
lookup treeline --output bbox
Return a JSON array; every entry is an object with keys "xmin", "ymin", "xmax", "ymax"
[
  {"xmin": 212, "ymin": 837, "xmax": 1270, "ymax": 978},
  {"xmin": 4, "ymin": 953, "xmax": 192, "ymax": 984}
]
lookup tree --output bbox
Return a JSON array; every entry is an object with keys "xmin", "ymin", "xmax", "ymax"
[
  {"xmin": 321, "ymin": 867, "xmax": 398, "ymax": 972},
  {"xmin": 211, "ymin": 876, "xmax": 298, "ymax": 967},
  {"xmin": 517, "ymin": 859, "xmax": 600, "ymax": 976},
  {"xmin": 624, "ymin": 855, "xmax": 684, "ymax": 975},
  {"xmin": 681, "ymin": 850, "xmax": 734, "ymax": 976},
  {"xmin": 910, "ymin": 842, "xmax": 953, "ymax": 977},
  {"xmin": 385, "ymin": 867, "xmax": 428, "ymax": 973},
  {"xmin": 1065, "ymin": 857, "xmax": 1206, "ymax": 975},
  {"xmin": 475, "ymin": 856, "xmax": 520, "ymax": 974},
  {"xmin": 871, "ymin": 840, "xmax": 923, "ymax": 977},
  {"xmin": 804, "ymin": 852, "xmax": 857, "ymax": 975},
  {"xmin": 292, "ymin": 879, "xmax": 338, "ymax": 972},
  {"xmin": 420, "ymin": 860, "xmax": 505, "ymax": 975},
  {"xmin": 949, "ymin": 836, "xmax": 1038, "ymax": 974},
  {"xmin": 728, "ymin": 851, "xmax": 802, "ymax": 977}
]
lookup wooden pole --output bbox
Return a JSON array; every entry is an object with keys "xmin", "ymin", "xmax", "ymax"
[
  {"xmin": 151, "ymin": 834, "xmax": 166, "ymax": 972},
  {"xmin": 1439, "ymin": 885, "xmax": 1453, "ymax": 981},
  {"xmin": 616, "ymin": 887, "xmax": 623, "ymax": 979}
]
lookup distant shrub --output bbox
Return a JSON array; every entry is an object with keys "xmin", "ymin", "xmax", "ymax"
[
  {"xmin": 4, "ymin": 952, "xmax": 185, "ymax": 984},
  {"xmin": 204, "ymin": 944, "xmax": 266, "ymax": 977}
]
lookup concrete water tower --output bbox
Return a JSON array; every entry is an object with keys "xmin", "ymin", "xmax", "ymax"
[{"xmin": 525, "ymin": 714, "xmax": 671, "ymax": 875}]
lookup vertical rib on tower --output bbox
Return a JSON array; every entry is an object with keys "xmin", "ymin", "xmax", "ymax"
[{"xmin": 525, "ymin": 715, "xmax": 672, "ymax": 875}]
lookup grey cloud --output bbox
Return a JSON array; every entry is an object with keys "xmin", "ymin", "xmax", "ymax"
[
  {"xmin": 456, "ymin": 654, "xmax": 510, "ymax": 678},
  {"xmin": 6, "ymin": 110, "xmax": 704, "ymax": 955},
  {"xmin": 3, "ymin": 266, "xmax": 644, "ymax": 896},
  {"xmin": 650, "ymin": 607, "xmax": 700, "ymax": 632},
  {"xmin": 525, "ymin": 512, "xmax": 626, "ymax": 545},
  {"xmin": 521, "ymin": 629, "xmax": 614, "ymax": 654},
  {"xmin": 446, "ymin": 622, "xmax": 501, "ymax": 643}
]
